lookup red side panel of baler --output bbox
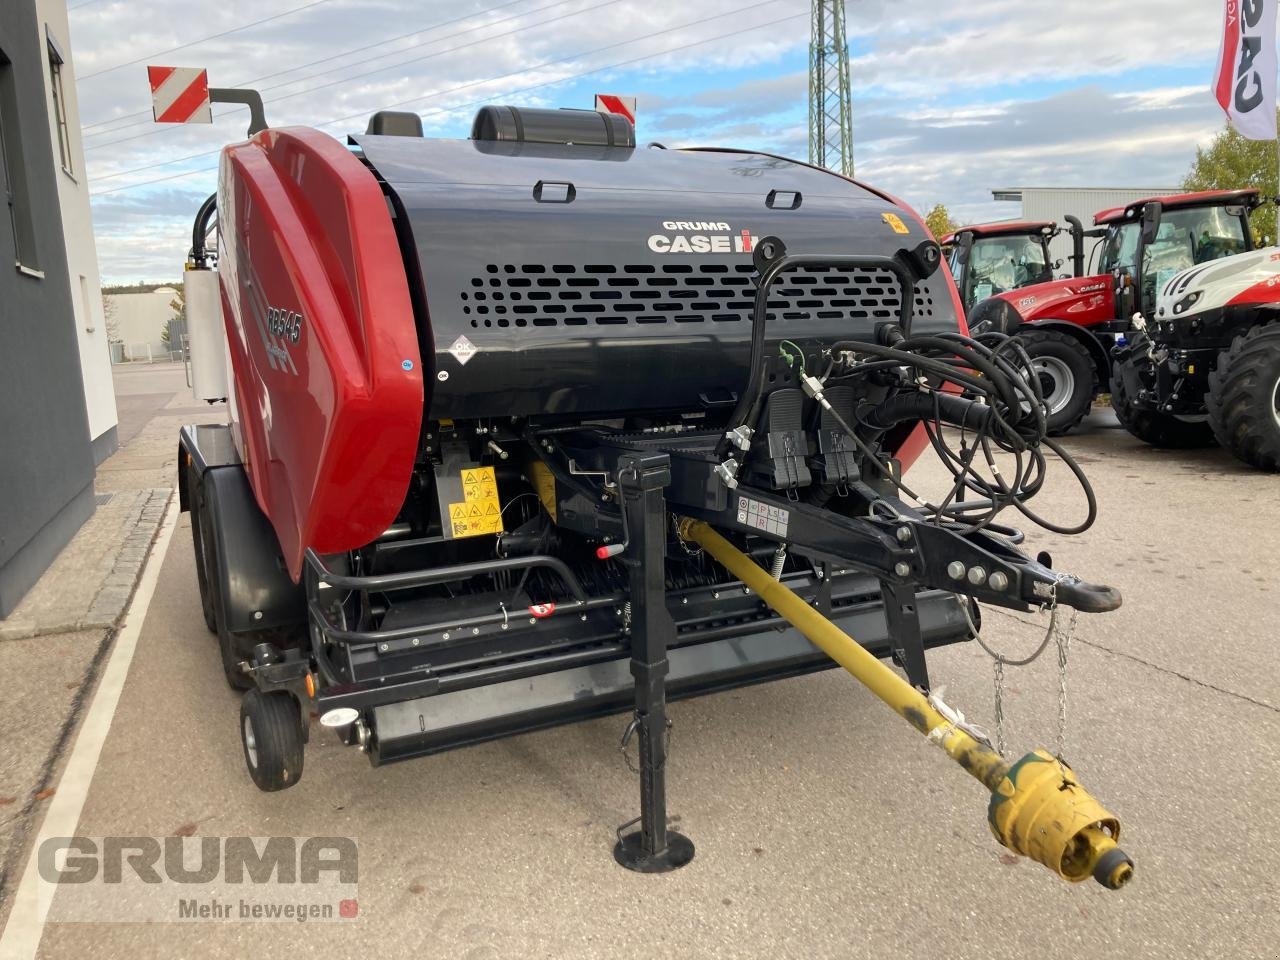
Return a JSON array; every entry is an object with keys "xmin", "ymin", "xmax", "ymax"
[{"xmin": 217, "ymin": 127, "xmax": 423, "ymax": 581}]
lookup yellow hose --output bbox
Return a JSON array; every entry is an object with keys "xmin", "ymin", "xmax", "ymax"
[{"xmin": 678, "ymin": 518, "xmax": 1133, "ymax": 889}]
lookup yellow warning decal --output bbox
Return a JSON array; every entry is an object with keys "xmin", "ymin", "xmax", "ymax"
[
  {"xmin": 528, "ymin": 461, "xmax": 557, "ymax": 522},
  {"xmin": 882, "ymin": 212, "xmax": 910, "ymax": 235},
  {"xmin": 449, "ymin": 465, "xmax": 505, "ymax": 538}
]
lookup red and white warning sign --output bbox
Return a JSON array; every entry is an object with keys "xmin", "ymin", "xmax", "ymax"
[
  {"xmin": 147, "ymin": 66, "xmax": 212, "ymax": 124},
  {"xmin": 594, "ymin": 94, "xmax": 636, "ymax": 125}
]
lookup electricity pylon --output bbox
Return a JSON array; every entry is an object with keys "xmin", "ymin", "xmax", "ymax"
[{"xmin": 808, "ymin": 0, "xmax": 854, "ymax": 176}]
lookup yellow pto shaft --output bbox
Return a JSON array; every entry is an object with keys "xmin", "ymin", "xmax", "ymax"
[{"xmin": 678, "ymin": 519, "xmax": 1133, "ymax": 890}]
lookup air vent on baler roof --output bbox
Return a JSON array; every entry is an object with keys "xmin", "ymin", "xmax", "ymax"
[{"xmin": 458, "ymin": 262, "xmax": 935, "ymax": 329}]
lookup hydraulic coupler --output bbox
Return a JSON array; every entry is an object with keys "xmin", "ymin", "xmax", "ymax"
[{"xmin": 679, "ymin": 519, "xmax": 1134, "ymax": 890}]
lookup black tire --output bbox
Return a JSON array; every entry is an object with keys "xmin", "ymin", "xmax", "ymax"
[
  {"xmin": 239, "ymin": 689, "xmax": 305, "ymax": 792},
  {"xmin": 1016, "ymin": 329, "xmax": 1098, "ymax": 436},
  {"xmin": 1206, "ymin": 320, "xmax": 1280, "ymax": 471},
  {"xmin": 199, "ymin": 489, "xmax": 254, "ymax": 690},
  {"xmin": 1110, "ymin": 335, "xmax": 1215, "ymax": 449},
  {"xmin": 187, "ymin": 469, "xmax": 217, "ymax": 634}
]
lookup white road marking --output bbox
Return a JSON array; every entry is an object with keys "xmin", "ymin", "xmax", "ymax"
[{"xmin": 0, "ymin": 492, "xmax": 179, "ymax": 960}]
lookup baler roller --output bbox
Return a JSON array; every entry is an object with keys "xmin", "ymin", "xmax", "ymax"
[{"xmin": 678, "ymin": 518, "xmax": 1134, "ymax": 889}]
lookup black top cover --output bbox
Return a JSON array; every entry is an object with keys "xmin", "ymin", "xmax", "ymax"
[{"xmin": 354, "ymin": 134, "xmax": 958, "ymax": 421}]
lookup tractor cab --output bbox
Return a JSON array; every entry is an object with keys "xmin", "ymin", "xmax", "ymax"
[
  {"xmin": 943, "ymin": 221, "xmax": 1059, "ymax": 315},
  {"xmin": 1093, "ymin": 189, "xmax": 1259, "ymax": 320},
  {"xmin": 964, "ymin": 189, "xmax": 1262, "ymax": 436}
]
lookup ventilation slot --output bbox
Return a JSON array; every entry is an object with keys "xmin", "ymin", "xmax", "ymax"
[{"xmin": 459, "ymin": 263, "xmax": 935, "ymax": 329}]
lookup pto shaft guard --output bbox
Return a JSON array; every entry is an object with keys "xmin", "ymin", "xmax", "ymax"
[{"xmin": 989, "ymin": 750, "xmax": 1133, "ymax": 889}]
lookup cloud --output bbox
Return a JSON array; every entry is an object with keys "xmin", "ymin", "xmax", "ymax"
[{"xmin": 71, "ymin": 0, "xmax": 1237, "ymax": 280}]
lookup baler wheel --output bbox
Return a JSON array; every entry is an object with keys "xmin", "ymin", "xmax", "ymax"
[
  {"xmin": 1017, "ymin": 329, "xmax": 1096, "ymax": 435},
  {"xmin": 239, "ymin": 689, "xmax": 305, "ymax": 792},
  {"xmin": 198, "ymin": 490, "xmax": 254, "ymax": 691},
  {"xmin": 1206, "ymin": 320, "xmax": 1280, "ymax": 471},
  {"xmin": 1110, "ymin": 336, "xmax": 1215, "ymax": 449}
]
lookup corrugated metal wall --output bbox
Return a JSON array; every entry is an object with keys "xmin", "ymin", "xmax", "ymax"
[{"xmin": 1001, "ymin": 187, "xmax": 1179, "ymax": 275}]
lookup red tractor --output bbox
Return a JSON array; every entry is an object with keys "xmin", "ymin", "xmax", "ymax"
[
  {"xmin": 941, "ymin": 220, "xmax": 1073, "ymax": 318},
  {"xmin": 967, "ymin": 189, "xmax": 1261, "ymax": 435}
]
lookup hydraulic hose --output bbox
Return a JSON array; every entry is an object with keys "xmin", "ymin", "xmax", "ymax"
[
  {"xmin": 858, "ymin": 391, "xmax": 991, "ymax": 432},
  {"xmin": 190, "ymin": 193, "xmax": 217, "ymax": 268},
  {"xmin": 678, "ymin": 518, "xmax": 1134, "ymax": 890}
]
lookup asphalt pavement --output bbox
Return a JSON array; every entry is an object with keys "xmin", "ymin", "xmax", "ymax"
[{"xmin": 1, "ymin": 385, "xmax": 1277, "ymax": 960}]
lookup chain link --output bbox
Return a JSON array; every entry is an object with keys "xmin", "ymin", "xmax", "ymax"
[
  {"xmin": 619, "ymin": 716, "xmax": 674, "ymax": 775},
  {"xmin": 962, "ymin": 580, "xmax": 1075, "ymax": 759},
  {"xmin": 1055, "ymin": 605, "xmax": 1077, "ymax": 761},
  {"xmin": 992, "ymin": 656, "xmax": 1006, "ymax": 757}
]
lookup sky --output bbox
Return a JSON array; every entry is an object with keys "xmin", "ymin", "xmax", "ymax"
[{"xmin": 64, "ymin": 0, "xmax": 1237, "ymax": 282}]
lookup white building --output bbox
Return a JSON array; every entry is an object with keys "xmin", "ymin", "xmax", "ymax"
[
  {"xmin": 104, "ymin": 286, "xmax": 182, "ymax": 360},
  {"xmin": 993, "ymin": 186, "xmax": 1179, "ymax": 274},
  {"xmin": 36, "ymin": 0, "xmax": 118, "ymax": 455}
]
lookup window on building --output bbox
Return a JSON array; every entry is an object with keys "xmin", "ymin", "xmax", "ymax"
[
  {"xmin": 0, "ymin": 48, "xmax": 41, "ymax": 276},
  {"xmin": 46, "ymin": 29, "xmax": 72, "ymax": 178}
]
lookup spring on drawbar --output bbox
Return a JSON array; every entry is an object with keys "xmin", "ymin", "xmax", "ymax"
[{"xmin": 770, "ymin": 545, "xmax": 787, "ymax": 581}]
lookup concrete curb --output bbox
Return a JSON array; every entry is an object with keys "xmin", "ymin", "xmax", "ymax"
[{"xmin": 0, "ymin": 488, "xmax": 171, "ymax": 643}]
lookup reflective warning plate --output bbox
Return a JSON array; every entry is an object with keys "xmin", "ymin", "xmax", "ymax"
[{"xmin": 449, "ymin": 334, "xmax": 478, "ymax": 365}]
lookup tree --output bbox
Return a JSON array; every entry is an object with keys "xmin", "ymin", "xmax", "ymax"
[
  {"xmin": 163, "ymin": 287, "xmax": 185, "ymax": 349},
  {"xmin": 102, "ymin": 295, "xmax": 121, "ymax": 344},
  {"xmin": 924, "ymin": 203, "xmax": 958, "ymax": 241},
  {"xmin": 1183, "ymin": 116, "xmax": 1279, "ymax": 243}
]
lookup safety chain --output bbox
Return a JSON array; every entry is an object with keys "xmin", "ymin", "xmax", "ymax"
[
  {"xmin": 992, "ymin": 656, "xmax": 1007, "ymax": 757},
  {"xmin": 1055, "ymin": 605, "xmax": 1077, "ymax": 761},
  {"xmin": 619, "ymin": 716, "xmax": 674, "ymax": 775},
  {"xmin": 961, "ymin": 580, "xmax": 1076, "ymax": 758}
]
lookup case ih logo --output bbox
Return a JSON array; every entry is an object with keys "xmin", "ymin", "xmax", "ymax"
[{"xmin": 648, "ymin": 221, "xmax": 758, "ymax": 255}]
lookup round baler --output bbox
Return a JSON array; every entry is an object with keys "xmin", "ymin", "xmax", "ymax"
[{"xmin": 177, "ymin": 104, "xmax": 1132, "ymax": 885}]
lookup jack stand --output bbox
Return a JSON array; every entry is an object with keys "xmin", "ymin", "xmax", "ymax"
[
  {"xmin": 613, "ymin": 453, "xmax": 695, "ymax": 873},
  {"xmin": 882, "ymin": 581, "xmax": 930, "ymax": 691}
]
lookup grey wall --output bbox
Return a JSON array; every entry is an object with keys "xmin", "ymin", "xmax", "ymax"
[{"xmin": 0, "ymin": 0, "xmax": 96, "ymax": 616}]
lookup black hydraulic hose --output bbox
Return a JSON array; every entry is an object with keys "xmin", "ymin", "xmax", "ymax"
[
  {"xmin": 716, "ymin": 246, "xmax": 917, "ymax": 460},
  {"xmin": 191, "ymin": 193, "xmax": 217, "ymax": 268},
  {"xmin": 818, "ymin": 328, "xmax": 1099, "ymax": 537},
  {"xmin": 304, "ymin": 548, "xmax": 589, "ymax": 602},
  {"xmin": 858, "ymin": 391, "xmax": 991, "ymax": 432}
]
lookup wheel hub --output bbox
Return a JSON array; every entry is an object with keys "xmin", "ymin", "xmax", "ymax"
[
  {"xmin": 1032, "ymin": 356, "xmax": 1076, "ymax": 417},
  {"xmin": 243, "ymin": 715, "xmax": 259, "ymax": 769}
]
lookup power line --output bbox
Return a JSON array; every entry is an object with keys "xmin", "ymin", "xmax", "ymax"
[
  {"xmin": 86, "ymin": 0, "xmax": 620, "ymax": 153},
  {"xmin": 89, "ymin": 0, "xmax": 788, "ymax": 181},
  {"xmin": 321, "ymin": 0, "xmax": 797, "ymax": 127},
  {"xmin": 82, "ymin": 0, "xmax": 578, "ymax": 143},
  {"xmin": 79, "ymin": 0, "xmax": 340, "ymax": 80},
  {"xmin": 81, "ymin": 0, "xmax": 537, "ymax": 134},
  {"xmin": 90, "ymin": 7, "xmax": 806, "ymax": 198}
]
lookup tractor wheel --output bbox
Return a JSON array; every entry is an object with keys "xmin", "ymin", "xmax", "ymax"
[
  {"xmin": 1110, "ymin": 336, "xmax": 1215, "ymax": 449},
  {"xmin": 1017, "ymin": 329, "xmax": 1098, "ymax": 436},
  {"xmin": 198, "ymin": 488, "xmax": 254, "ymax": 691},
  {"xmin": 240, "ymin": 689, "xmax": 305, "ymax": 792},
  {"xmin": 1206, "ymin": 320, "xmax": 1280, "ymax": 471},
  {"xmin": 187, "ymin": 469, "xmax": 217, "ymax": 634}
]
